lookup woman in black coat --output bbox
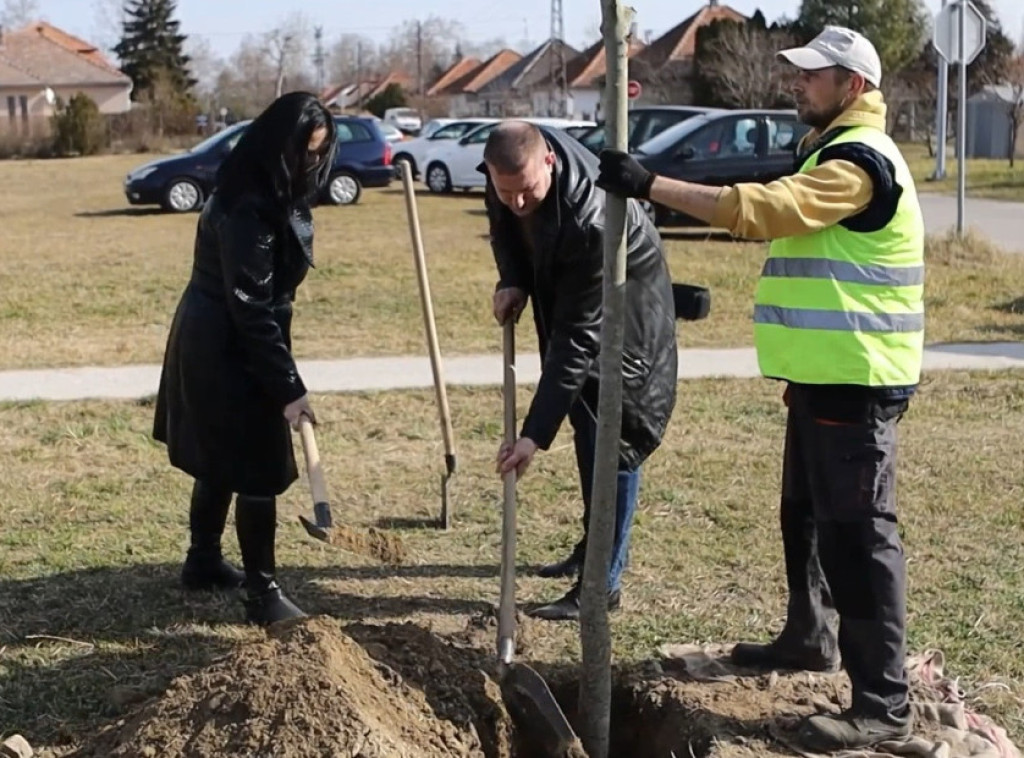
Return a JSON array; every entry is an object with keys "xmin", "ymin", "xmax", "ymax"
[{"xmin": 153, "ymin": 91, "xmax": 337, "ymax": 625}]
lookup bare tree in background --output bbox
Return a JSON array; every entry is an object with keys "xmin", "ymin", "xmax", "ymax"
[
  {"xmin": 185, "ymin": 36, "xmax": 221, "ymax": 100},
  {"xmin": 264, "ymin": 13, "xmax": 312, "ymax": 98},
  {"xmin": 380, "ymin": 16, "xmax": 465, "ymax": 94},
  {"xmin": 329, "ymin": 33, "xmax": 380, "ymax": 87},
  {"xmin": 90, "ymin": 0, "xmax": 123, "ymax": 57},
  {"xmin": 460, "ymin": 36, "xmax": 510, "ymax": 61},
  {"xmin": 698, "ymin": 23, "xmax": 795, "ymax": 108},
  {"xmin": 1006, "ymin": 54, "xmax": 1024, "ymax": 167},
  {"xmin": 1, "ymin": 0, "xmax": 39, "ymax": 28}
]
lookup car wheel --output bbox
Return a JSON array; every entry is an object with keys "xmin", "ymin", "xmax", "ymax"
[
  {"xmin": 327, "ymin": 172, "xmax": 362, "ymax": 205},
  {"xmin": 162, "ymin": 178, "xmax": 203, "ymax": 212},
  {"xmin": 425, "ymin": 162, "xmax": 452, "ymax": 194},
  {"xmin": 393, "ymin": 152, "xmax": 416, "ymax": 177}
]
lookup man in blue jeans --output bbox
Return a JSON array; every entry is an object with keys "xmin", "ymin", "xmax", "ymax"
[{"xmin": 484, "ymin": 121, "xmax": 678, "ymax": 621}]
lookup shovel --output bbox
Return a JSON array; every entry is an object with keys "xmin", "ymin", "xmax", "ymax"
[
  {"xmin": 496, "ymin": 320, "xmax": 581, "ymax": 755},
  {"xmin": 399, "ymin": 161, "xmax": 457, "ymax": 530},
  {"xmin": 295, "ymin": 416, "xmax": 406, "ymax": 564}
]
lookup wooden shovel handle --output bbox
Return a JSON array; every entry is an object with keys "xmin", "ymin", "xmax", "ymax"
[{"xmin": 297, "ymin": 416, "xmax": 329, "ymax": 504}]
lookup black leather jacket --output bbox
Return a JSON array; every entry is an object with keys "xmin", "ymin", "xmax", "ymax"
[{"xmin": 482, "ymin": 127, "xmax": 678, "ymax": 468}]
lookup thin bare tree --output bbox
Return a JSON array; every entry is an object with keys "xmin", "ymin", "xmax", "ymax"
[
  {"xmin": 1006, "ymin": 54, "xmax": 1024, "ymax": 167},
  {"xmin": 698, "ymin": 23, "xmax": 795, "ymax": 109},
  {"xmin": 1, "ymin": 0, "xmax": 39, "ymax": 28},
  {"xmin": 263, "ymin": 13, "xmax": 311, "ymax": 99}
]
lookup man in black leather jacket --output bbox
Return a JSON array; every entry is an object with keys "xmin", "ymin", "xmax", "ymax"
[{"xmin": 483, "ymin": 121, "xmax": 678, "ymax": 620}]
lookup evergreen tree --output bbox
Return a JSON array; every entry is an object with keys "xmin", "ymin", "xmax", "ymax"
[{"xmin": 114, "ymin": 0, "xmax": 196, "ymax": 100}]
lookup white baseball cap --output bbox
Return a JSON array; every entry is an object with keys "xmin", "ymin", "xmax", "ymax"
[{"xmin": 777, "ymin": 26, "xmax": 882, "ymax": 87}]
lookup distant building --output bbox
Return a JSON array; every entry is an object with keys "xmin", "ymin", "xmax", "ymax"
[
  {"xmin": 967, "ymin": 84, "xmax": 1024, "ymax": 159},
  {"xmin": 0, "ymin": 21, "xmax": 132, "ymax": 134}
]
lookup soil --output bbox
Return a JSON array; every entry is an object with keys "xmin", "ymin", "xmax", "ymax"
[
  {"xmin": 322, "ymin": 524, "xmax": 407, "ymax": 564},
  {"xmin": 73, "ymin": 616, "xmax": 512, "ymax": 758},
  {"xmin": 66, "ymin": 615, "xmax": 993, "ymax": 758}
]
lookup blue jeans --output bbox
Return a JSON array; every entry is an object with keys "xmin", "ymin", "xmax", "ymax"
[{"xmin": 570, "ymin": 400, "xmax": 641, "ymax": 593}]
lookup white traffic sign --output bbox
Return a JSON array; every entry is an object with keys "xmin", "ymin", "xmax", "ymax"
[{"xmin": 933, "ymin": 0, "xmax": 986, "ymax": 64}]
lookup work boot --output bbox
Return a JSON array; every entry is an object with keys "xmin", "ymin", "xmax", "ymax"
[
  {"xmin": 730, "ymin": 591, "xmax": 840, "ymax": 671},
  {"xmin": 236, "ymin": 495, "xmax": 306, "ymax": 626},
  {"xmin": 528, "ymin": 583, "xmax": 620, "ymax": 622},
  {"xmin": 536, "ymin": 540, "xmax": 585, "ymax": 579},
  {"xmin": 797, "ymin": 708, "xmax": 912, "ymax": 752},
  {"xmin": 181, "ymin": 480, "xmax": 245, "ymax": 591}
]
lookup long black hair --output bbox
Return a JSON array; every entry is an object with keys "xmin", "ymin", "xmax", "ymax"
[{"xmin": 215, "ymin": 91, "xmax": 337, "ymax": 208}]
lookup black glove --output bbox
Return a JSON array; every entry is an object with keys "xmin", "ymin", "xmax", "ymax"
[{"xmin": 596, "ymin": 149, "xmax": 655, "ymax": 199}]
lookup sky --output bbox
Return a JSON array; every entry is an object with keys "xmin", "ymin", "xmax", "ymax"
[{"xmin": 27, "ymin": 0, "xmax": 1024, "ymax": 61}]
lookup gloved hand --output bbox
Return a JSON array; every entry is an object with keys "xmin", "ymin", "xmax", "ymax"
[{"xmin": 597, "ymin": 149, "xmax": 656, "ymax": 199}]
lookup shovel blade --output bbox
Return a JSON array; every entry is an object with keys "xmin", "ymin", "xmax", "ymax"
[
  {"xmin": 298, "ymin": 514, "xmax": 331, "ymax": 543},
  {"xmin": 501, "ymin": 663, "xmax": 579, "ymax": 754},
  {"xmin": 439, "ymin": 471, "xmax": 452, "ymax": 530}
]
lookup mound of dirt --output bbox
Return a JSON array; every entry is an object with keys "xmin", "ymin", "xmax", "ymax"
[{"xmin": 74, "ymin": 617, "xmax": 514, "ymax": 758}]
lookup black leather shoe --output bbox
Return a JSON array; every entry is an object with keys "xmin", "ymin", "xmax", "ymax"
[
  {"xmin": 528, "ymin": 585, "xmax": 621, "ymax": 621},
  {"xmin": 181, "ymin": 548, "xmax": 245, "ymax": 591},
  {"xmin": 536, "ymin": 542, "xmax": 585, "ymax": 579},
  {"xmin": 730, "ymin": 637, "xmax": 840, "ymax": 672},
  {"xmin": 243, "ymin": 583, "xmax": 307, "ymax": 626}
]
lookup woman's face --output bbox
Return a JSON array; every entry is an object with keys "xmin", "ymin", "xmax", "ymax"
[{"xmin": 308, "ymin": 126, "xmax": 328, "ymax": 154}]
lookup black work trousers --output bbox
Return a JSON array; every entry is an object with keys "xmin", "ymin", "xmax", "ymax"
[{"xmin": 780, "ymin": 384, "xmax": 910, "ymax": 719}]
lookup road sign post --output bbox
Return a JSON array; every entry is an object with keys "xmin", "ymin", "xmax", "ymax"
[{"xmin": 932, "ymin": 0, "xmax": 987, "ymax": 236}]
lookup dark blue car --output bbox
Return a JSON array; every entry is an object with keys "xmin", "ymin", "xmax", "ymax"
[{"xmin": 123, "ymin": 116, "xmax": 393, "ymax": 212}]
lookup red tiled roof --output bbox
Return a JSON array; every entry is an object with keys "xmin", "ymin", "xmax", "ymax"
[
  {"xmin": 426, "ymin": 56, "xmax": 481, "ymax": 97},
  {"xmin": 0, "ymin": 21, "xmax": 131, "ymax": 87},
  {"xmin": 636, "ymin": 3, "xmax": 747, "ymax": 66},
  {"xmin": 19, "ymin": 21, "xmax": 122, "ymax": 75},
  {"xmin": 438, "ymin": 49, "xmax": 522, "ymax": 95}
]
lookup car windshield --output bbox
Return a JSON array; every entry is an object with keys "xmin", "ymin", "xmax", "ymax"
[
  {"xmin": 189, "ymin": 121, "xmax": 248, "ymax": 153},
  {"xmin": 634, "ymin": 115, "xmax": 714, "ymax": 156}
]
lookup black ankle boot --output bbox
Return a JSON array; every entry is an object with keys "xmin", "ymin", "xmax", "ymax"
[
  {"xmin": 730, "ymin": 591, "xmax": 840, "ymax": 671},
  {"xmin": 181, "ymin": 480, "xmax": 245, "ymax": 591},
  {"xmin": 236, "ymin": 495, "xmax": 306, "ymax": 626}
]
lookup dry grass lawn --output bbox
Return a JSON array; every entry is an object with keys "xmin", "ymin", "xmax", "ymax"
[
  {"xmin": 1, "ymin": 372, "xmax": 1022, "ymax": 752},
  {"xmin": 0, "ymin": 153, "xmax": 1023, "ymax": 370},
  {"xmin": 902, "ymin": 141, "xmax": 1024, "ymax": 201}
]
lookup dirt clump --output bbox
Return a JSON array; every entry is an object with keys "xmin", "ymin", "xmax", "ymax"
[
  {"xmin": 73, "ymin": 616, "xmax": 512, "ymax": 758},
  {"xmin": 322, "ymin": 524, "xmax": 406, "ymax": 564}
]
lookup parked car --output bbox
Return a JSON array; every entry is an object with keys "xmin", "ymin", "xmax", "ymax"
[
  {"xmin": 632, "ymin": 109, "xmax": 811, "ymax": 227},
  {"xmin": 421, "ymin": 117, "xmax": 596, "ymax": 194},
  {"xmin": 392, "ymin": 118, "xmax": 498, "ymax": 178},
  {"xmin": 375, "ymin": 118, "xmax": 406, "ymax": 143},
  {"xmin": 574, "ymin": 105, "xmax": 721, "ymax": 154},
  {"xmin": 418, "ymin": 118, "xmax": 458, "ymax": 138},
  {"xmin": 123, "ymin": 116, "xmax": 393, "ymax": 212},
  {"xmin": 384, "ymin": 107, "xmax": 422, "ymax": 134}
]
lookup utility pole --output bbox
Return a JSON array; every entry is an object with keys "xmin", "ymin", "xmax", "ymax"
[
  {"xmin": 313, "ymin": 25, "xmax": 325, "ymax": 95},
  {"xmin": 933, "ymin": 0, "xmax": 949, "ymax": 180},
  {"xmin": 416, "ymin": 20, "xmax": 424, "ymax": 97},
  {"xmin": 549, "ymin": 0, "xmax": 568, "ymax": 116},
  {"xmin": 355, "ymin": 41, "xmax": 363, "ymax": 112}
]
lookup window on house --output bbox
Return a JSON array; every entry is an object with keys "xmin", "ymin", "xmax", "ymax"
[
  {"xmin": 7, "ymin": 96, "xmax": 15, "ymax": 123},
  {"xmin": 19, "ymin": 95, "xmax": 28, "ymax": 123}
]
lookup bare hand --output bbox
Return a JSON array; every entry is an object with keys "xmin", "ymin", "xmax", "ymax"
[
  {"xmin": 283, "ymin": 394, "xmax": 315, "ymax": 429},
  {"xmin": 496, "ymin": 437, "xmax": 538, "ymax": 478},
  {"xmin": 493, "ymin": 287, "xmax": 527, "ymax": 325}
]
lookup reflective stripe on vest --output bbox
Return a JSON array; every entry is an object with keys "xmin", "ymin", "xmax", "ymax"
[{"xmin": 753, "ymin": 125, "xmax": 925, "ymax": 387}]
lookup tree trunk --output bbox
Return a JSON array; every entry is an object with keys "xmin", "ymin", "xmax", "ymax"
[{"xmin": 578, "ymin": 3, "xmax": 632, "ymax": 758}]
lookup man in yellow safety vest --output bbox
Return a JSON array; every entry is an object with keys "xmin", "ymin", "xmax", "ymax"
[{"xmin": 596, "ymin": 26, "xmax": 923, "ymax": 753}]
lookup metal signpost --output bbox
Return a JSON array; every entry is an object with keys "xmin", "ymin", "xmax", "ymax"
[{"xmin": 932, "ymin": 0, "xmax": 987, "ymax": 235}]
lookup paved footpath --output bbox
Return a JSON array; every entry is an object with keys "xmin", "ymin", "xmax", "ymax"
[
  {"xmin": 1, "ymin": 343, "xmax": 1022, "ymax": 402},
  {"xmin": 918, "ymin": 194, "xmax": 1024, "ymax": 254}
]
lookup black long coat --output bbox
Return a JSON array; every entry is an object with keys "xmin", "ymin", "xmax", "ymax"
[{"xmin": 153, "ymin": 190, "xmax": 314, "ymax": 496}]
